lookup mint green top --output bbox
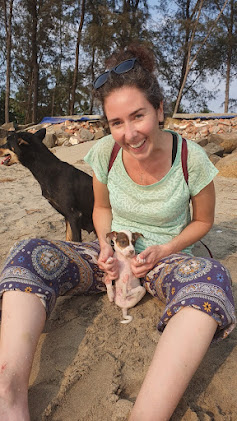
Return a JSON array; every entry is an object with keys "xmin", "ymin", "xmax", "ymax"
[{"xmin": 84, "ymin": 131, "xmax": 218, "ymax": 254}]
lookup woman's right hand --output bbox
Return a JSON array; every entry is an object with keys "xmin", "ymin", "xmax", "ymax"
[{"xmin": 97, "ymin": 243, "xmax": 119, "ymax": 280}]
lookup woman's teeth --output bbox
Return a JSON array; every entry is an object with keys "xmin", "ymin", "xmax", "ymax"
[{"xmin": 130, "ymin": 139, "xmax": 145, "ymax": 149}]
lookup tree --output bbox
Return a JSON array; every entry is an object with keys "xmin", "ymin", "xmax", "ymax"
[
  {"xmin": 3, "ymin": 0, "xmax": 14, "ymax": 123},
  {"xmin": 70, "ymin": 0, "xmax": 86, "ymax": 115},
  {"xmin": 151, "ymin": 0, "xmax": 229, "ymax": 114},
  {"xmin": 172, "ymin": 0, "xmax": 229, "ymax": 114},
  {"xmin": 213, "ymin": 0, "xmax": 237, "ymax": 112}
]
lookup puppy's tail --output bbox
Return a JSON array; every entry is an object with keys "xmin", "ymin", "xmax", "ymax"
[{"xmin": 121, "ymin": 308, "xmax": 133, "ymax": 324}]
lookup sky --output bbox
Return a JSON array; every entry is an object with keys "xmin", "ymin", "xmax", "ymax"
[{"xmin": 147, "ymin": 0, "xmax": 237, "ymax": 114}]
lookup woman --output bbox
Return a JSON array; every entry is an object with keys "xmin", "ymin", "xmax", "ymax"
[{"xmin": 0, "ymin": 44, "xmax": 235, "ymax": 421}]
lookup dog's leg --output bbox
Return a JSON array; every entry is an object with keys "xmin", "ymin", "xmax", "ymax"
[
  {"xmin": 66, "ymin": 213, "xmax": 82, "ymax": 242},
  {"xmin": 103, "ymin": 274, "xmax": 115, "ymax": 302},
  {"xmin": 122, "ymin": 274, "xmax": 129, "ymax": 299},
  {"xmin": 126, "ymin": 285, "xmax": 146, "ymax": 306},
  {"xmin": 121, "ymin": 308, "xmax": 133, "ymax": 324},
  {"xmin": 66, "ymin": 220, "xmax": 73, "ymax": 242}
]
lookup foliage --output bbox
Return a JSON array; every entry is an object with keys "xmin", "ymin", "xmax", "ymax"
[{"xmin": 0, "ymin": 0, "xmax": 236, "ymax": 124}]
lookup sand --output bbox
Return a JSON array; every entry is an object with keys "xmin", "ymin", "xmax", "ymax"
[{"xmin": 0, "ymin": 140, "xmax": 236, "ymax": 421}]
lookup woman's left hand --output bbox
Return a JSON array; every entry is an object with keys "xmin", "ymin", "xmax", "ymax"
[{"xmin": 131, "ymin": 245, "xmax": 169, "ymax": 278}]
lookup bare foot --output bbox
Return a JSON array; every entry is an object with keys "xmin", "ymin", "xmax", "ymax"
[{"xmin": 0, "ymin": 373, "xmax": 30, "ymax": 421}]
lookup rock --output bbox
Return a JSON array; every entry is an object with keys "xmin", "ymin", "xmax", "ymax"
[
  {"xmin": 194, "ymin": 138, "xmax": 208, "ymax": 147},
  {"xmin": 209, "ymin": 154, "xmax": 221, "ymax": 165},
  {"xmin": 216, "ymin": 153, "xmax": 237, "ymax": 178},
  {"xmin": 79, "ymin": 128, "xmax": 94, "ymax": 141},
  {"xmin": 43, "ymin": 133, "xmax": 57, "ymax": 148},
  {"xmin": 68, "ymin": 136, "xmax": 79, "ymax": 145},
  {"xmin": 26, "ymin": 123, "xmax": 49, "ymax": 133},
  {"xmin": 0, "ymin": 121, "xmax": 17, "ymax": 131},
  {"xmin": 220, "ymin": 139, "xmax": 237, "ymax": 153},
  {"xmin": 94, "ymin": 128, "xmax": 106, "ymax": 140},
  {"xmin": 203, "ymin": 142, "xmax": 224, "ymax": 157},
  {"xmin": 56, "ymin": 136, "xmax": 70, "ymax": 146},
  {"xmin": 17, "ymin": 123, "xmax": 36, "ymax": 131},
  {"xmin": 208, "ymin": 133, "xmax": 237, "ymax": 153}
]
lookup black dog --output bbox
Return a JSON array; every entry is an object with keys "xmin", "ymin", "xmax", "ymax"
[{"xmin": 0, "ymin": 129, "xmax": 94, "ymax": 242}]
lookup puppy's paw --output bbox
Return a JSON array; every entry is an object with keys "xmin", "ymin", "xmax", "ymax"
[{"xmin": 136, "ymin": 254, "xmax": 146, "ymax": 264}]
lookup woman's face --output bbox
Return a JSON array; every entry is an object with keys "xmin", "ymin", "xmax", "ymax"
[{"xmin": 104, "ymin": 86, "xmax": 164, "ymax": 160}]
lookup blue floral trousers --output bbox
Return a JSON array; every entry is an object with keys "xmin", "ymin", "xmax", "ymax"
[{"xmin": 0, "ymin": 238, "xmax": 236, "ymax": 341}]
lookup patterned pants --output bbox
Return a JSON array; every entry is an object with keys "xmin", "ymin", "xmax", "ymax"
[{"xmin": 0, "ymin": 238, "xmax": 236, "ymax": 341}]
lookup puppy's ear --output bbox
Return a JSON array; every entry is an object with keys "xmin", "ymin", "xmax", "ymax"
[
  {"xmin": 132, "ymin": 232, "xmax": 144, "ymax": 244},
  {"xmin": 34, "ymin": 128, "xmax": 46, "ymax": 142},
  {"xmin": 18, "ymin": 137, "xmax": 29, "ymax": 146},
  {"xmin": 106, "ymin": 231, "xmax": 117, "ymax": 241}
]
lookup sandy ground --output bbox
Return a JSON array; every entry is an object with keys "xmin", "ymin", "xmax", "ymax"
[{"xmin": 0, "ymin": 140, "xmax": 237, "ymax": 421}]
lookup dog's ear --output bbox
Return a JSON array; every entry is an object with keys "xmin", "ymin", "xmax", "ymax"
[
  {"xmin": 18, "ymin": 137, "xmax": 29, "ymax": 146},
  {"xmin": 132, "ymin": 232, "xmax": 144, "ymax": 244},
  {"xmin": 34, "ymin": 128, "xmax": 46, "ymax": 142},
  {"xmin": 106, "ymin": 231, "xmax": 117, "ymax": 241}
]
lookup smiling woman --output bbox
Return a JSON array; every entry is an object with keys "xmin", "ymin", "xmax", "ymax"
[
  {"xmin": 0, "ymin": 43, "xmax": 235, "ymax": 421},
  {"xmin": 84, "ymin": 43, "xmax": 236, "ymax": 420}
]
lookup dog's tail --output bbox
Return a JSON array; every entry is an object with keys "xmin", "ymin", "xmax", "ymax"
[{"xmin": 121, "ymin": 308, "xmax": 133, "ymax": 324}]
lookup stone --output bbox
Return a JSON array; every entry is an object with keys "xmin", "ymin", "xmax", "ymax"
[
  {"xmin": 43, "ymin": 133, "xmax": 57, "ymax": 148},
  {"xmin": 94, "ymin": 128, "xmax": 106, "ymax": 140},
  {"xmin": 220, "ymin": 139, "xmax": 237, "ymax": 154},
  {"xmin": 203, "ymin": 142, "xmax": 224, "ymax": 157},
  {"xmin": 209, "ymin": 154, "xmax": 221, "ymax": 165},
  {"xmin": 0, "ymin": 121, "xmax": 17, "ymax": 131},
  {"xmin": 208, "ymin": 133, "xmax": 237, "ymax": 154},
  {"xmin": 56, "ymin": 136, "xmax": 70, "ymax": 146},
  {"xmin": 79, "ymin": 128, "xmax": 94, "ymax": 141},
  {"xmin": 68, "ymin": 136, "xmax": 79, "ymax": 145},
  {"xmin": 194, "ymin": 138, "xmax": 208, "ymax": 147},
  {"xmin": 216, "ymin": 153, "xmax": 237, "ymax": 178}
]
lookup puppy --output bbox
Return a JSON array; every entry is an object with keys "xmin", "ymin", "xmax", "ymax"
[
  {"xmin": 0, "ymin": 129, "xmax": 94, "ymax": 242},
  {"xmin": 104, "ymin": 230, "xmax": 146, "ymax": 324}
]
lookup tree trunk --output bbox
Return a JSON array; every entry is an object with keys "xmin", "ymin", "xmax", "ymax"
[
  {"xmin": 32, "ymin": 0, "xmax": 38, "ymax": 123},
  {"xmin": 89, "ymin": 47, "xmax": 95, "ymax": 114},
  {"xmin": 224, "ymin": 0, "xmax": 234, "ymax": 113},
  {"xmin": 70, "ymin": 0, "xmax": 86, "ymax": 115},
  {"xmin": 25, "ymin": 70, "xmax": 33, "ymax": 124},
  {"xmin": 4, "ymin": 0, "xmax": 14, "ymax": 124}
]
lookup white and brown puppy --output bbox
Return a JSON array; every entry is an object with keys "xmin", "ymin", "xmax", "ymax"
[{"xmin": 104, "ymin": 230, "xmax": 146, "ymax": 324}]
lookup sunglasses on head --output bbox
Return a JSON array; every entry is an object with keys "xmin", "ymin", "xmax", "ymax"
[{"xmin": 93, "ymin": 57, "xmax": 137, "ymax": 90}]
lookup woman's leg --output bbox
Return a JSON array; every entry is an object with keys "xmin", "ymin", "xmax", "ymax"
[
  {"xmin": 129, "ymin": 307, "xmax": 217, "ymax": 421},
  {"xmin": 130, "ymin": 254, "xmax": 236, "ymax": 420},
  {"xmin": 0, "ymin": 238, "xmax": 105, "ymax": 420},
  {"xmin": 0, "ymin": 291, "xmax": 46, "ymax": 421}
]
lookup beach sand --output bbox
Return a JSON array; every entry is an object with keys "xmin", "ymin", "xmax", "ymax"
[{"xmin": 0, "ymin": 140, "xmax": 236, "ymax": 420}]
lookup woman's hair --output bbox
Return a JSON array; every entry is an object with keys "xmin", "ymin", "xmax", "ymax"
[{"xmin": 94, "ymin": 43, "xmax": 163, "ymax": 110}]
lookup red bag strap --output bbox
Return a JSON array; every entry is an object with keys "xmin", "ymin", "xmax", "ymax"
[
  {"xmin": 108, "ymin": 142, "xmax": 121, "ymax": 172},
  {"xmin": 181, "ymin": 137, "xmax": 188, "ymax": 185},
  {"xmin": 108, "ymin": 137, "xmax": 189, "ymax": 184},
  {"xmin": 108, "ymin": 137, "xmax": 213, "ymax": 258}
]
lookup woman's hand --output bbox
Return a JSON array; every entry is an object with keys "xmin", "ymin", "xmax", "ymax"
[
  {"xmin": 131, "ymin": 245, "xmax": 169, "ymax": 278},
  {"xmin": 97, "ymin": 243, "xmax": 119, "ymax": 280}
]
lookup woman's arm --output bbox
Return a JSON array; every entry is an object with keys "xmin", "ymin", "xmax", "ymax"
[
  {"xmin": 131, "ymin": 181, "xmax": 216, "ymax": 277},
  {"xmin": 93, "ymin": 173, "xmax": 112, "ymax": 246},
  {"xmin": 93, "ymin": 174, "xmax": 118, "ymax": 278}
]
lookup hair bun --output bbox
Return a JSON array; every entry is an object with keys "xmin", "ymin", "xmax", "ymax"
[{"xmin": 105, "ymin": 43, "xmax": 156, "ymax": 73}]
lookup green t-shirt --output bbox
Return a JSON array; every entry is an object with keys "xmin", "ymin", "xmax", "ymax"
[{"xmin": 84, "ymin": 131, "xmax": 218, "ymax": 254}]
